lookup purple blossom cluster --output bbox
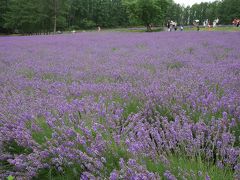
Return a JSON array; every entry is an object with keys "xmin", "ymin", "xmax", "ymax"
[
  {"xmin": 0, "ymin": 32, "xmax": 239, "ymax": 179},
  {"xmin": 125, "ymin": 112, "xmax": 239, "ymax": 168},
  {"xmin": 109, "ymin": 158, "xmax": 160, "ymax": 180}
]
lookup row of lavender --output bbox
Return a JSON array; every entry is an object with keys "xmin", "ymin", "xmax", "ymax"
[{"xmin": 0, "ymin": 32, "xmax": 239, "ymax": 179}]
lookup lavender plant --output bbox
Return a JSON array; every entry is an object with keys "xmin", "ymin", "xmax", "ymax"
[{"xmin": 0, "ymin": 32, "xmax": 239, "ymax": 179}]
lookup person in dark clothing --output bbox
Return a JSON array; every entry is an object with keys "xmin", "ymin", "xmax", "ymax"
[
  {"xmin": 167, "ymin": 20, "xmax": 171, "ymax": 31},
  {"xmin": 174, "ymin": 24, "xmax": 177, "ymax": 31}
]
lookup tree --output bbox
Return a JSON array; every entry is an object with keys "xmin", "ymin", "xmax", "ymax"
[
  {"xmin": 167, "ymin": 3, "xmax": 184, "ymax": 25},
  {"xmin": 0, "ymin": 0, "xmax": 9, "ymax": 33},
  {"xmin": 124, "ymin": 0, "xmax": 166, "ymax": 31},
  {"xmin": 3, "ymin": 0, "xmax": 69, "ymax": 34},
  {"xmin": 218, "ymin": 0, "xmax": 240, "ymax": 24},
  {"xmin": 4, "ymin": 0, "xmax": 42, "ymax": 34},
  {"xmin": 43, "ymin": 0, "xmax": 70, "ymax": 33},
  {"xmin": 180, "ymin": 0, "xmax": 240, "ymax": 26},
  {"xmin": 2, "ymin": 0, "xmax": 175, "ymax": 33}
]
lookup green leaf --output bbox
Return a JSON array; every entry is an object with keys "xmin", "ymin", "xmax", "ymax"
[{"xmin": 7, "ymin": 175, "xmax": 15, "ymax": 180}]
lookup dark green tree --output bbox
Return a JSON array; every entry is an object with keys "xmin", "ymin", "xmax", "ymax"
[
  {"xmin": 218, "ymin": 0, "xmax": 240, "ymax": 24},
  {"xmin": 4, "ymin": 0, "xmax": 41, "ymax": 34},
  {"xmin": 124, "ymin": 0, "xmax": 170, "ymax": 31},
  {"xmin": 0, "ymin": 0, "xmax": 9, "ymax": 33},
  {"xmin": 3, "ymin": 0, "xmax": 69, "ymax": 34}
]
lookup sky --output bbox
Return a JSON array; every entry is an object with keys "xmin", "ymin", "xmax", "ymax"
[{"xmin": 174, "ymin": 0, "xmax": 216, "ymax": 6}]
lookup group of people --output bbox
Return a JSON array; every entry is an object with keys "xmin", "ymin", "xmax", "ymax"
[
  {"xmin": 167, "ymin": 20, "xmax": 184, "ymax": 32},
  {"xmin": 193, "ymin": 18, "xmax": 220, "ymax": 31},
  {"xmin": 202, "ymin": 18, "xmax": 219, "ymax": 28},
  {"xmin": 167, "ymin": 18, "xmax": 222, "ymax": 32},
  {"xmin": 203, "ymin": 19, "xmax": 209, "ymax": 28},
  {"xmin": 232, "ymin": 19, "xmax": 240, "ymax": 27}
]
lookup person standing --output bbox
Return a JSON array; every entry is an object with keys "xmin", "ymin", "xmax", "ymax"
[
  {"xmin": 180, "ymin": 25, "xmax": 183, "ymax": 31},
  {"xmin": 167, "ymin": 20, "xmax": 171, "ymax": 32},
  {"xmin": 193, "ymin": 20, "xmax": 200, "ymax": 31},
  {"xmin": 97, "ymin": 26, "xmax": 101, "ymax": 32},
  {"xmin": 170, "ymin": 21, "xmax": 174, "ymax": 31},
  {"xmin": 174, "ymin": 22, "xmax": 177, "ymax": 31},
  {"xmin": 207, "ymin": 21, "xmax": 211, "ymax": 31}
]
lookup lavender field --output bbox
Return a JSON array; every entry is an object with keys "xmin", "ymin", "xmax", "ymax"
[{"xmin": 0, "ymin": 32, "xmax": 240, "ymax": 179}]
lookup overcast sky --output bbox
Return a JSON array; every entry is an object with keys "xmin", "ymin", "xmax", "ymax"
[{"xmin": 174, "ymin": 0, "xmax": 216, "ymax": 6}]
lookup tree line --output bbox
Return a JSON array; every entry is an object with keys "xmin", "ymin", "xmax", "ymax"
[
  {"xmin": 182, "ymin": 0, "xmax": 240, "ymax": 26},
  {"xmin": 0, "ymin": 0, "xmax": 239, "ymax": 34}
]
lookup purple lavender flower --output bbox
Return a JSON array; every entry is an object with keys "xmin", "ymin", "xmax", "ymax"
[
  {"xmin": 164, "ymin": 170, "xmax": 177, "ymax": 180},
  {"xmin": 205, "ymin": 174, "xmax": 211, "ymax": 180},
  {"xmin": 1, "ymin": 31, "xmax": 240, "ymax": 179},
  {"xmin": 109, "ymin": 170, "xmax": 119, "ymax": 180}
]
